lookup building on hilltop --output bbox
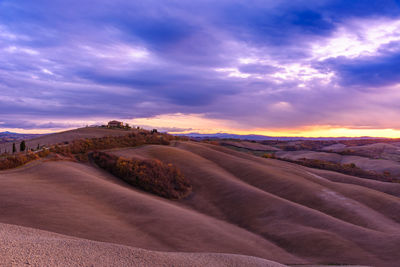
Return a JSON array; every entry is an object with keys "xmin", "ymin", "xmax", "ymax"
[{"xmin": 108, "ymin": 120, "xmax": 123, "ymax": 128}]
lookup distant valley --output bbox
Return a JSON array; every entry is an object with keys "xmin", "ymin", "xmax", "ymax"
[
  {"xmin": 217, "ymin": 138, "xmax": 400, "ymax": 182},
  {"xmin": 178, "ymin": 132, "xmax": 382, "ymax": 141},
  {"xmin": 0, "ymin": 131, "xmax": 43, "ymax": 143}
]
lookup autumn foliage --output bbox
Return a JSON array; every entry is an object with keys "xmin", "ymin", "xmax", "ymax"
[
  {"xmin": 0, "ymin": 152, "xmax": 39, "ymax": 170},
  {"xmin": 92, "ymin": 151, "xmax": 192, "ymax": 199},
  {"xmin": 0, "ymin": 149, "xmax": 50, "ymax": 170}
]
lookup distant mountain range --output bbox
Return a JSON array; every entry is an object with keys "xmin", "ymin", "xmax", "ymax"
[
  {"xmin": 0, "ymin": 131, "xmax": 384, "ymax": 143},
  {"xmin": 0, "ymin": 131, "xmax": 42, "ymax": 143},
  {"xmin": 175, "ymin": 133, "xmax": 382, "ymax": 141}
]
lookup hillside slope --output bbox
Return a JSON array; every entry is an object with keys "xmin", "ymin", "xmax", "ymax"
[
  {"xmin": 0, "ymin": 160, "xmax": 300, "ymax": 265},
  {"xmin": 110, "ymin": 141, "xmax": 400, "ymax": 266},
  {"xmin": 322, "ymin": 142, "xmax": 400, "ymax": 161},
  {"xmin": 0, "ymin": 140, "xmax": 399, "ymax": 266},
  {"xmin": 276, "ymin": 150, "xmax": 400, "ymax": 176},
  {"xmin": 0, "ymin": 223, "xmax": 284, "ymax": 267}
]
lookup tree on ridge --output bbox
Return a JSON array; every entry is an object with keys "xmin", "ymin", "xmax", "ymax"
[{"xmin": 20, "ymin": 141, "xmax": 26, "ymax": 152}]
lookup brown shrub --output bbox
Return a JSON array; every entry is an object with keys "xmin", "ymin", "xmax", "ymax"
[
  {"xmin": 0, "ymin": 152, "xmax": 39, "ymax": 170},
  {"xmin": 262, "ymin": 153, "xmax": 276, "ymax": 159},
  {"xmin": 206, "ymin": 141, "xmax": 220, "ymax": 146},
  {"xmin": 92, "ymin": 151, "xmax": 192, "ymax": 199},
  {"xmin": 37, "ymin": 148, "xmax": 50, "ymax": 158}
]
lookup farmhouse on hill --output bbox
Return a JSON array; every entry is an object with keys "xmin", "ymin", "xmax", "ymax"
[{"xmin": 107, "ymin": 120, "xmax": 123, "ymax": 128}]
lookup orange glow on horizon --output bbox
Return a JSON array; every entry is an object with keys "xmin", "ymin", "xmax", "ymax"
[
  {"xmin": 2, "ymin": 114, "xmax": 400, "ymax": 138},
  {"xmin": 131, "ymin": 114, "xmax": 400, "ymax": 138},
  {"xmin": 3, "ymin": 126, "xmax": 400, "ymax": 138},
  {"xmin": 199, "ymin": 128, "xmax": 400, "ymax": 138}
]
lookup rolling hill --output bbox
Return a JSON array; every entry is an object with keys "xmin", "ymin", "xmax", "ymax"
[
  {"xmin": 276, "ymin": 150, "xmax": 400, "ymax": 176},
  {"xmin": 0, "ymin": 128, "xmax": 399, "ymax": 266}
]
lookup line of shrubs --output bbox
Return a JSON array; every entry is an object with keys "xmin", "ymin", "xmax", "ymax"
[
  {"xmin": 0, "ymin": 149, "xmax": 50, "ymax": 170},
  {"xmin": 91, "ymin": 151, "xmax": 192, "ymax": 199}
]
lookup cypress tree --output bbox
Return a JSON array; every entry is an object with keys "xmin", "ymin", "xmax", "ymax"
[
  {"xmin": 20, "ymin": 141, "xmax": 26, "ymax": 152},
  {"xmin": 12, "ymin": 143, "xmax": 16, "ymax": 153}
]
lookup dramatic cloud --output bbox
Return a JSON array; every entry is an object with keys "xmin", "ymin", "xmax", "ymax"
[{"xmin": 1, "ymin": 0, "xmax": 400, "ymax": 135}]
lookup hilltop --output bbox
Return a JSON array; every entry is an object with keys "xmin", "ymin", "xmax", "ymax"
[{"xmin": 0, "ymin": 127, "xmax": 134, "ymax": 154}]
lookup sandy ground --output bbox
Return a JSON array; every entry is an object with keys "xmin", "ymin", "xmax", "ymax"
[{"xmin": 0, "ymin": 223, "xmax": 285, "ymax": 267}]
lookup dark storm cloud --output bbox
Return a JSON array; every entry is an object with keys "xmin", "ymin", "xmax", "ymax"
[
  {"xmin": 1, "ymin": 0, "xmax": 400, "ymax": 130},
  {"xmin": 322, "ymin": 42, "xmax": 400, "ymax": 88}
]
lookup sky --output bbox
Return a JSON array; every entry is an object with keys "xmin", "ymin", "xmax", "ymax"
[{"xmin": 1, "ymin": 0, "xmax": 400, "ymax": 137}]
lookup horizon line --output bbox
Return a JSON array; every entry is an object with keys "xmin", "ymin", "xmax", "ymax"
[{"xmin": 2, "ymin": 128, "xmax": 400, "ymax": 140}]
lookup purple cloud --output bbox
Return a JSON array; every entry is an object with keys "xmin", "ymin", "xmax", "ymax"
[{"xmin": 1, "ymin": 0, "xmax": 400, "ymax": 132}]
